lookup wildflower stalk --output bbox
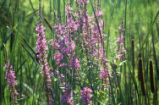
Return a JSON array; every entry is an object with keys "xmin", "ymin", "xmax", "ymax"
[
  {"xmin": 4, "ymin": 44, "xmax": 18, "ymax": 105},
  {"xmin": 37, "ymin": 0, "xmax": 53, "ymax": 104},
  {"xmin": 5, "ymin": 62, "xmax": 18, "ymax": 105},
  {"xmin": 36, "ymin": 24, "xmax": 53, "ymax": 105}
]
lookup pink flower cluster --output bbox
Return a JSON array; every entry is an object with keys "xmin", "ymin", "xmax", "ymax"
[
  {"xmin": 116, "ymin": 25, "xmax": 126, "ymax": 60},
  {"xmin": 5, "ymin": 62, "xmax": 18, "ymax": 102},
  {"xmin": 52, "ymin": 6, "xmax": 80, "ymax": 70},
  {"xmin": 76, "ymin": 0, "xmax": 106, "ymax": 60},
  {"xmin": 81, "ymin": 87, "xmax": 93, "ymax": 105},
  {"xmin": 36, "ymin": 24, "xmax": 48, "ymax": 62},
  {"xmin": 69, "ymin": 54, "xmax": 80, "ymax": 70},
  {"xmin": 61, "ymin": 84, "xmax": 74, "ymax": 104},
  {"xmin": 35, "ymin": 24, "xmax": 53, "ymax": 105},
  {"xmin": 100, "ymin": 58, "xmax": 110, "ymax": 83},
  {"xmin": 90, "ymin": 11, "xmax": 106, "ymax": 59},
  {"xmin": 76, "ymin": 1, "xmax": 110, "ymax": 82}
]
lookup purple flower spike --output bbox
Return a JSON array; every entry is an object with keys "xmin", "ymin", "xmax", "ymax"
[
  {"xmin": 61, "ymin": 84, "xmax": 74, "ymax": 105},
  {"xmin": 35, "ymin": 24, "xmax": 53, "ymax": 105},
  {"xmin": 54, "ymin": 51, "xmax": 64, "ymax": 64},
  {"xmin": 81, "ymin": 87, "xmax": 93, "ymax": 105},
  {"xmin": 5, "ymin": 63, "xmax": 18, "ymax": 93},
  {"xmin": 100, "ymin": 67, "xmax": 109, "ymax": 80},
  {"xmin": 5, "ymin": 62, "xmax": 18, "ymax": 105},
  {"xmin": 35, "ymin": 24, "xmax": 48, "ymax": 62},
  {"xmin": 116, "ymin": 25, "xmax": 126, "ymax": 60},
  {"xmin": 66, "ymin": 6, "xmax": 73, "ymax": 15},
  {"xmin": 69, "ymin": 54, "xmax": 80, "ymax": 70}
]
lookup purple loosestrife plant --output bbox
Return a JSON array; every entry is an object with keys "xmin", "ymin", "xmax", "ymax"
[
  {"xmin": 35, "ymin": 24, "xmax": 53, "ymax": 105},
  {"xmin": 93, "ymin": 8, "xmax": 110, "ymax": 85},
  {"xmin": 51, "ymin": 6, "xmax": 82, "ymax": 104},
  {"xmin": 66, "ymin": 6, "xmax": 79, "ymax": 32},
  {"xmin": 100, "ymin": 66, "xmax": 109, "ymax": 81},
  {"xmin": 52, "ymin": 5, "xmax": 80, "ymax": 69},
  {"xmin": 5, "ymin": 62, "xmax": 18, "ymax": 105},
  {"xmin": 54, "ymin": 51, "xmax": 64, "ymax": 64},
  {"xmin": 81, "ymin": 87, "xmax": 93, "ymax": 105},
  {"xmin": 61, "ymin": 84, "xmax": 74, "ymax": 104},
  {"xmin": 53, "ymin": 23, "xmax": 76, "ymax": 57},
  {"xmin": 69, "ymin": 54, "xmax": 80, "ymax": 71},
  {"xmin": 99, "ymin": 57, "xmax": 110, "ymax": 84},
  {"xmin": 36, "ymin": 24, "xmax": 48, "ymax": 62},
  {"xmin": 76, "ymin": 1, "xmax": 111, "ymax": 85},
  {"xmin": 76, "ymin": 0, "xmax": 106, "ymax": 60},
  {"xmin": 90, "ymin": 9, "xmax": 107, "ymax": 60},
  {"xmin": 116, "ymin": 25, "xmax": 126, "ymax": 60}
]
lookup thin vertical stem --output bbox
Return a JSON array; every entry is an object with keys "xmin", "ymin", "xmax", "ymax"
[{"xmin": 39, "ymin": 0, "xmax": 42, "ymax": 24}]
